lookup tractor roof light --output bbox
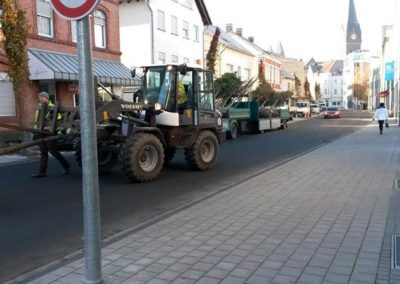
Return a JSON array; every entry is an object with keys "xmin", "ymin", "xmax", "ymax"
[{"xmin": 154, "ymin": 102, "xmax": 162, "ymax": 111}]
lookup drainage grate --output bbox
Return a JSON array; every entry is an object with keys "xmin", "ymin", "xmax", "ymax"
[{"xmin": 392, "ymin": 235, "xmax": 400, "ymax": 269}]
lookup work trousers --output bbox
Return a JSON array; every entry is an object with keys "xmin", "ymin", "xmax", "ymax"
[{"xmin": 38, "ymin": 140, "xmax": 69, "ymax": 174}]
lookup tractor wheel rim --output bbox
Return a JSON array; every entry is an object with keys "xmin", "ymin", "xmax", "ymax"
[
  {"xmin": 200, "ymin": 140, "xmax": 214, "ymax": 163},
  {"xmin": 98, "ymin": 150, "xmax": 112, "ymax": 166},
  {"xmin": 139, "ymin": 145, "xmax": 158, "ymax": 171}
]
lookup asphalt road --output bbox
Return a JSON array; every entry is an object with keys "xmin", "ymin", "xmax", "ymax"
[{"xmin": 0, "ymin": 110, "xmax": 373, "ymax": 282}]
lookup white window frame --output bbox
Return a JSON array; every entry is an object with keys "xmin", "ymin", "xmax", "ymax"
[
  {"xmin": 71, "ymin": 20, "xmax": 77, "ymax": 43},
  {"xmin": 0, "ymin": 77, "xmax": 15, "ymax": 117},
  {"xmin": 36, "ymin": 0, "xmax": 53, "ymax": 37},
  {"xmin": 193, "ymin": 25, "xmax": 199, "ymax": 42},
  {"xmin": 182, "ymin": 0, "xmax": 193, "ymax": 9},
  {"xmin": 171, "ymin": 55, "xmax": 178, "ymax": 63},
  {"xmin": 226, "ymin": 64, "xmax": 234, "ymax": 73},
  {"xmin": 158, "ymin": 52, "xmax": 166, "ymax": 64},
  {"xmin": 94, "ymin": 10, "xmax": 106, "ymax": 48},
  {"xmin": 244, "ymin": 68, "xmax": 251, "ymax": 80},
  {"xmin": 157, "ymin": 10, "xmax": 165, "ymax": 31},
  {"xmin": 182, "ymin": 20, "xmax": 189, "ymax": 39},
  {"xmin": 171, "ymin": 16, "xmax": 178, "ymax": 35}
]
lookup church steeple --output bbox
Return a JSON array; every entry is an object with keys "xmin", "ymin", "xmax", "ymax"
[{"xmin": 346, "ymin": 0, "xmax": 362, "ymax": 54}]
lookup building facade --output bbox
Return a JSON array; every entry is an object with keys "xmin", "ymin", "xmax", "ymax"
[
  {"xmin": 225, "ymin": 25, "xmax": 281, "ymax": 91},
  {"xmin": 278, "ymin": 57, "xmax": 305, "ymax": 99},
  {"xmin": 204, "ymin": 25, "xmax": 254, "ymax": 81},
  {"xmin": 343, "ymin": 50, "xmax": 378, "ymax": 110},
  {"xmin": 318, "ymin": 61, "xmax": 344, "ymax": 108},
  {"xmin": 119, "ymin": 0, "xmax": 211, "ymax": 69}
]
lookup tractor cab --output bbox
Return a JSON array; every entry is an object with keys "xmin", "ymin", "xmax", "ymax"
[{"xmin": 138, "ymin": 64, "xmax": 219, "ymax": 128}]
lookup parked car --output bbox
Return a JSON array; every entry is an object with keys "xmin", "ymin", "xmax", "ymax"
[
  {"xmin": 319, "ymin": 103, "xmax": 327, "ymax": 111},
  {"xmin": 310, "ymin": 103, "xmax": 320, "ymax": 114},
  {"xmin": 323, "ymin": 107, "xmax": 340, "ymax": 119}
]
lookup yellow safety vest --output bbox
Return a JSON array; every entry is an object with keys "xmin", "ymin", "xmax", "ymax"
[
  {"xmin": 35, "ymin": 101, "xmax": 61, "ymax": 121},
  {"xmin": 178, "ymin": 82, "xmax": 187, "ymax": 104}
]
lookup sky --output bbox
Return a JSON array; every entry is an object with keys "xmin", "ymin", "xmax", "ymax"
[{"xmin": 203, "ymin": 0, "xmax": 397, "ymax": 62}]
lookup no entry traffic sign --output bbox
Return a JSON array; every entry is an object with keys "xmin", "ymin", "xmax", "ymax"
[{"xmin": 51, "ymin": 0, "xmax": 100, "ymax": 20}]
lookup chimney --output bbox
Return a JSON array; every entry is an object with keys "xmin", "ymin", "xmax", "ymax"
[
  {"xmin": 248, "ymin": 36, "xmax": 254, "ymax": 43},
  {"xmin": 226, "ymin": 23, "xmax": 233, "ymax": 32},
  {"xmin": 236, "ymin": 28, "xmax": 242, "ymax": 36}
]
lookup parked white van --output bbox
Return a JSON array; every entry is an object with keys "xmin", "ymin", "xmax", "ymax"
[{"xmin": 296, "ymin": 101, "xmax": 311, "ymax": 118}]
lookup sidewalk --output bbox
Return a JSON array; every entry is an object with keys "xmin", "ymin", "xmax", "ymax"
[{"xmin": 15, "ymin": 123, "xmax": 400, "ymax": 283}]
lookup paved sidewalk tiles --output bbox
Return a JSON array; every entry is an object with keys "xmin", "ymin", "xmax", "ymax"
[{"xmin": 17, "ymin": 124, "xmax": 400, "ymax": 283}]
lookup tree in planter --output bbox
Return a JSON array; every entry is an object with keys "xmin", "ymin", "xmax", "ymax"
[
  {"xmin": 294, "ymin": 74, "xmax": 302, "ymax": 97},
  {"xmin": 314, "ymin": 82, "xmax": 321, "ymax": 103},
  {"xmin": 0, "ymin": 0, "xmax": 30, "ymax": 126},
  {"xmin": 251, "ymin": 59, "xmax": 274, "ymax": 105},
  {"xmin": 214, "ymin": 72, "xmax": 242, "ymax": 104},
  {"xmin": 206, "ymin": 27, "xmax": 220, "ymax": 74},
  {"xmin": 274, "ymin": 90, "xmax": 293, "ymax": 106},
  {"xmin": 303, "ymin": 77, "xmax": 311, "ymax": 101}
]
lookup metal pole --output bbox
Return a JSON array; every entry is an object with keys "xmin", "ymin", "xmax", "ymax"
[{"xmin": 77, "ymin": 17, "xmax": 103, "ymax": 284}]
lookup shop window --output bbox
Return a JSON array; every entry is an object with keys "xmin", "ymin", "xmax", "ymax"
[{"xmin": 0, "ymin": 79, "xmax": 15, "ymax": 116}]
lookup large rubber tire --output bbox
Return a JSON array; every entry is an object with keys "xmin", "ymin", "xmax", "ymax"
[
  {"xmin": 75, "ymin": 144, "xmax": 118, "ymax": 175},
  {"xmin": 184, "ymin": 130, "xmax": 219, "ymax": 171},
  {"xmin": 120, "ymin": 133, "xmax": 164, "ymax": 182},
  {"xmin": 164, "ymin": 146, "xmax": 176, "ymax": 164},
  {"xmin": 227, "ymin": 121, "xmax": 238, "ymax": 140}
]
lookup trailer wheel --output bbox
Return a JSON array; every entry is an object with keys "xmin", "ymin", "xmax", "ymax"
[
  {"xmin": 164, "ymin": 146, "xmax": 176, "ymax": 164},
  {"xmin": 280, "ymin": 120, "xmax": 288, "ymax": 129},
  {"xmin": 185, "ymin": 130, "xmax": 219, "ymax": 171},
  {"xmin": 120, "ymin": 133, "xmax": 164, "ymax": 182},
  {"xmin": 75, "ymin": 144, "xmax": 118, "ymax": 174},
  {"xmin": 227, "ymin": 121, "xmax": 238, "ymax": 140}
]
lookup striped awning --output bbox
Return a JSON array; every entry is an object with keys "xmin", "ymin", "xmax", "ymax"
[{"xmin": 28, "ymin": 48, "xmax": 140, "ymax": 86}]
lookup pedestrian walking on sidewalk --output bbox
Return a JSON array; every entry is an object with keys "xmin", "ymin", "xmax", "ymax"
[
  {"xmin": 373, "ymin": 102, "xmax": 389, "ymax": 135},
  {"xmin": 31, "ymin": 92, "xmax": 70, "ymax": 178}
]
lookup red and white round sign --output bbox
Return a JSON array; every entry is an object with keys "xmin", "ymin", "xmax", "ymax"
[{"xmin": 51, "ymin": 0, "xmax": 100, "ymax": 20}]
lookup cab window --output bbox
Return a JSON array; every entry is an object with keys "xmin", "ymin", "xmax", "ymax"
[{"xmin": 197, "ymin": 71, "xmax": 214, "ymax": 110}]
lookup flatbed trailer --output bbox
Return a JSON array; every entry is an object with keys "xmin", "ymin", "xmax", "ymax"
[{"xmin": 221, "ymin": 101, "xmax": 289, "ymax": 139}]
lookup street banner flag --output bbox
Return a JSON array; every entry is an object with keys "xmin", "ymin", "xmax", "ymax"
[{"xmin": 385, "ymin": 61, "xmax": 394, "ymax": 81}]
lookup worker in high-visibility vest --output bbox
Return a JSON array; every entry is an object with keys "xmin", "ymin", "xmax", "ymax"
[
  {"xmin": 177, "ymin": 81, "xmax": 187, "ymax": 105},
  {"xmin": 31, "ymin": 92, "xmax": 70, "ymax": 178}
]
